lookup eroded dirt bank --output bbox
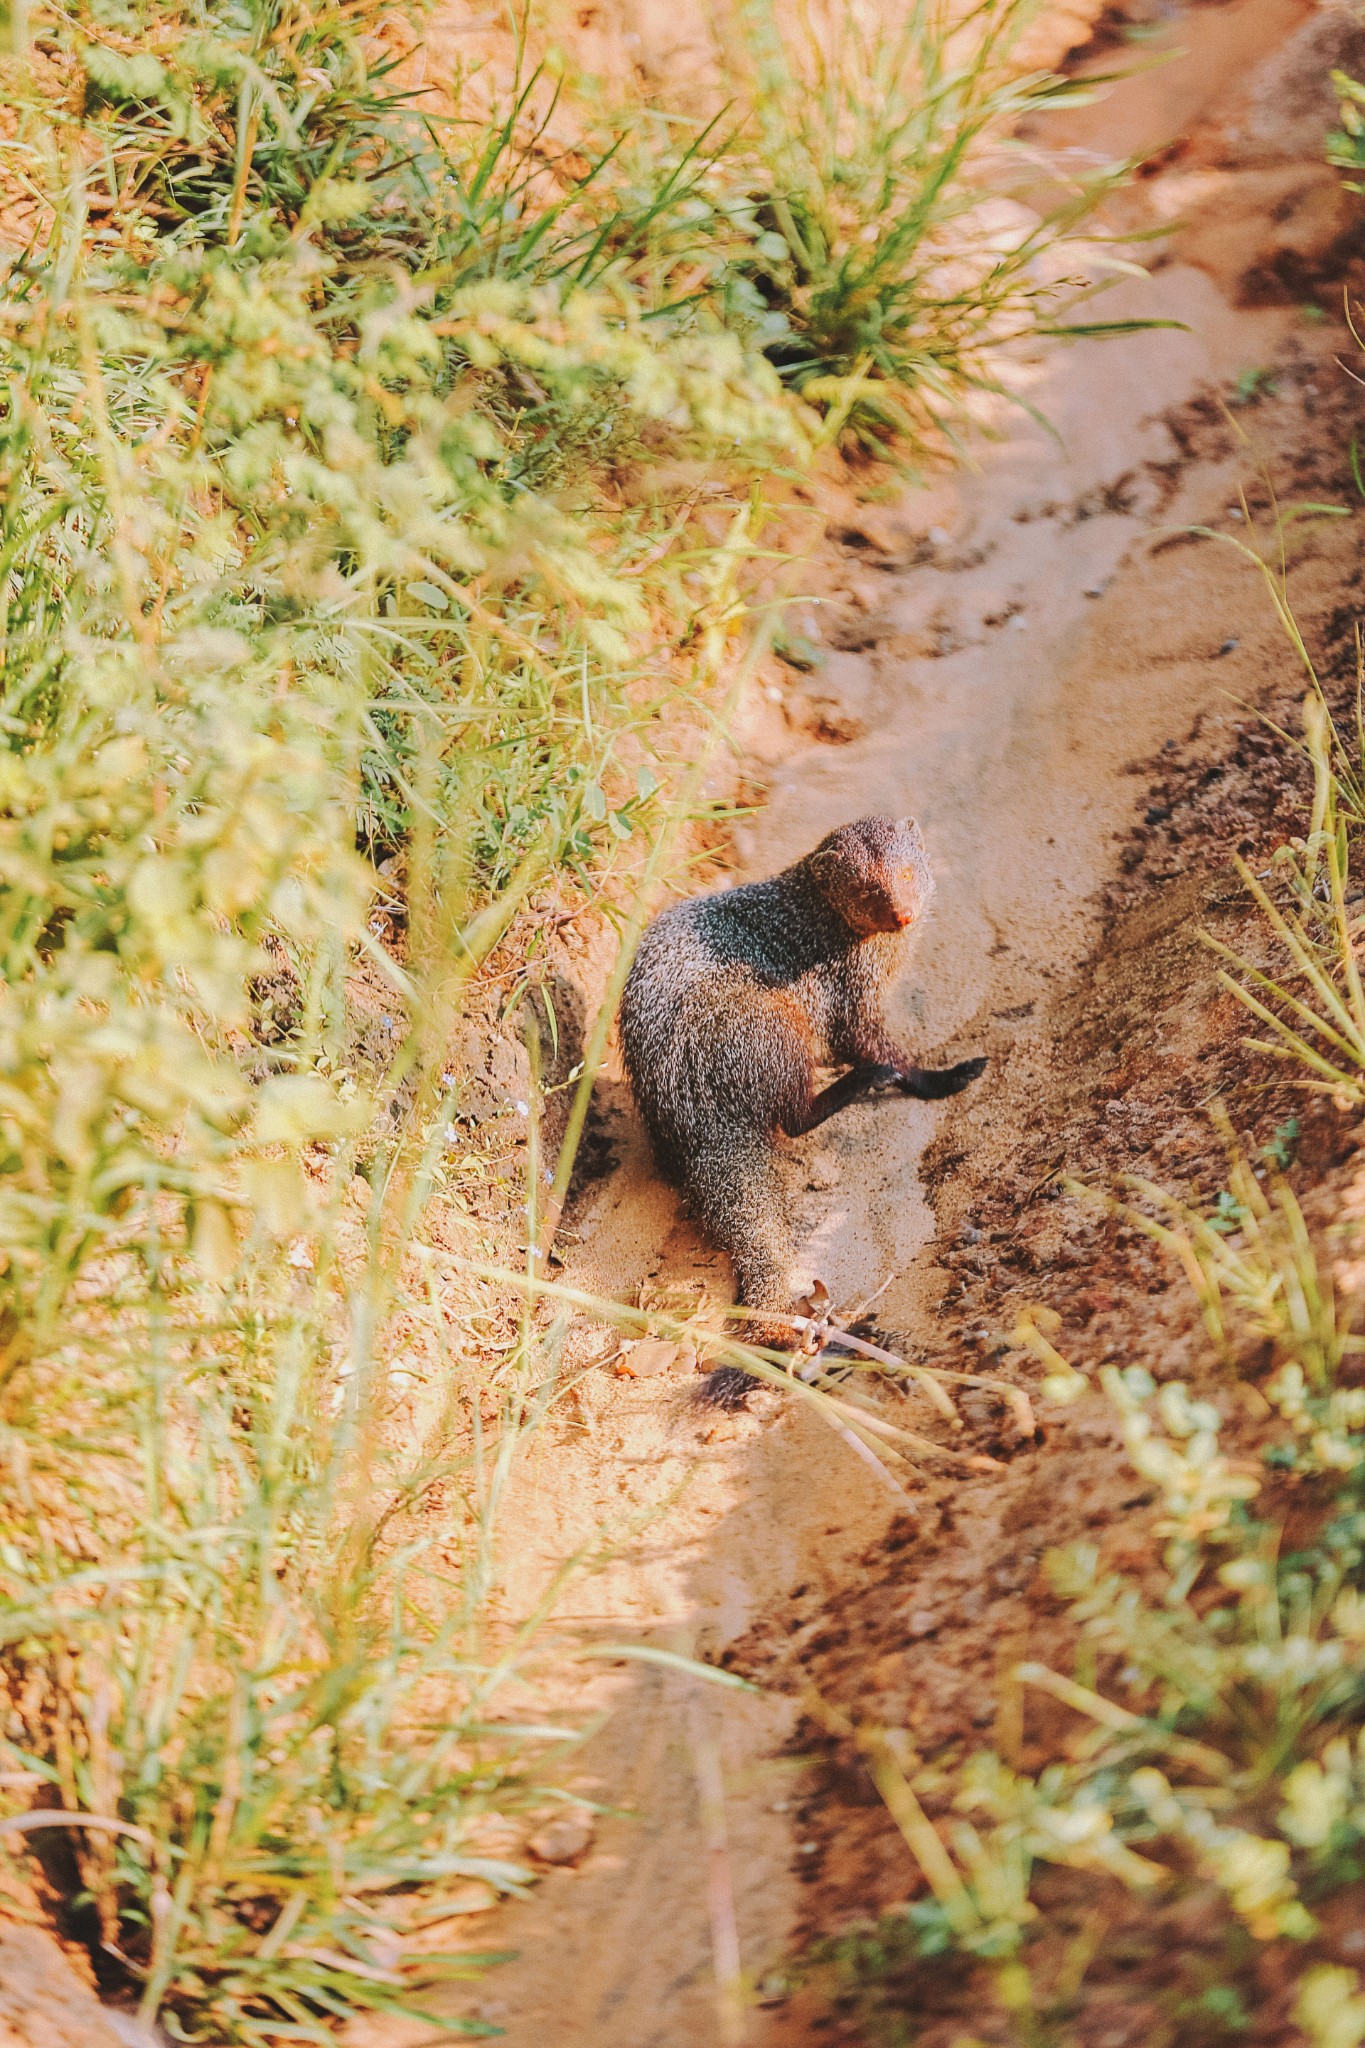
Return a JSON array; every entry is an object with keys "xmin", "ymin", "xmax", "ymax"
[{"xmin": 356, "ymin": 6, "xmax": 1365, "ymax": 2041}]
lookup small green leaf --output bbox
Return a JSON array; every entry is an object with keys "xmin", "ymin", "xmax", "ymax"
[
  {"xmin": 303, "ymin": 178, "xmax": 373, "ymax": 226},
  {"xmin": 1039, "ymin": 319, "xmax": 1192, "ymax": 338},
  {"xmin": 1280, "ymin": 502, "xmax": 1350, "ymax": 524},
  {"xmin": 80, "ymin": 41, "xmax": 170, "ymax": 102},
  {"xmin": 1332, "ymin": 67, "xmax": 1365, "ymax": 105}
]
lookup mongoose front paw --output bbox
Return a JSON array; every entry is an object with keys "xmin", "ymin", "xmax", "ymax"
[
  {"xmin": 898, "ymin": 1055, "xmax": 987, "ymax": 1099},
  {"xmin": 935, "ymin": 1055, "xmax": 987, "ymax": 1095}
]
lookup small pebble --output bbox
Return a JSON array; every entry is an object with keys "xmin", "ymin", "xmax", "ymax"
[{"xmin": 528, "ymin": 1809, "xmax": 595, "ymax": 1865}]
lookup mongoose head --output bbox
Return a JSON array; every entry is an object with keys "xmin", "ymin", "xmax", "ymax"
[{"xmin": 804, "ymin": 815, "xmax": 934, "ymax": 937}]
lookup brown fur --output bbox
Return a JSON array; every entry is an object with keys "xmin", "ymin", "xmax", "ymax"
[{"xmin": 618, "ymin": 817, "xmax": 985, "ymax": 1406}]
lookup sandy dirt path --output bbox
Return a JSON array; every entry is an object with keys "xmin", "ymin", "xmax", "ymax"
[{"xmin": 347, "ymin": 5, "xmax": 1365, "ymax": 2040}]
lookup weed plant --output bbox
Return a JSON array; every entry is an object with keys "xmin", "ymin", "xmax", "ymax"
[
  {"xmin": 709, "ymin": 0, "xmax": 1156, "ymax": 459},
  {"xmin": 0, "ymin": 0, "xmax": 1147, "ymax": 2034},
  {"xmin": 801, "ymin": 1150, "xmax": 1365, "ymax": 2046}
]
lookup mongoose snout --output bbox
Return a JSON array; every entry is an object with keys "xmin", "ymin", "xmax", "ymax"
[{"xmin": 618, "ymin": 814, "xmax": 986, "ymax": 1409}]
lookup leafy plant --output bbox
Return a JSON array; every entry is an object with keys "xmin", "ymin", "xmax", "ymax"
[
  {"xmin": 798, "ymin": 1183, "xmax": 1365, "ymax": 2043},
  {"xmin": 1327, "ymin": 70, "xmax": 1365, "ymax": 193},
  {"xmin": 710, "ymin": 0, "xmax": 1163, "ymax": 457},
  {"xmin": 1205, "ymin": 694, "xmax": 1365, "ymax": 1106},
  {"xmin": 1073, "ymin": 1125, "xmax": 1358, "ymax": 1386}
]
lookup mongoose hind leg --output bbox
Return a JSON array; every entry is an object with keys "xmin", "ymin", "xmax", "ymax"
[
  {"xmin": 700, "ymin": 1362, "xmax": 768, "ymax": 1411},
  {"xmin": 686, "ymin": 1135, "xmax": 799, "ymax": 1411}
]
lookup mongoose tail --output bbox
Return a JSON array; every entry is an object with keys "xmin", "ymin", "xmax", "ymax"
[
  {"xmin": 618, "ymin": 816, "xmax": 987, "ymax": 1409},
  {"xmin": 681, "ymin": 1133, "xmax": 799, "ymax": 1410}
]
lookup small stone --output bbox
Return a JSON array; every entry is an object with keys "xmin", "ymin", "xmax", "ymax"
[
  {"xmin": 908, "ymin": 1609, "xmax": 936, "ymax": 1638},
  {"xmin": 616, "ymin": 1339, "xmax": 684, "ymax": 1378},
  {"xmin": 528, "ymin": 1809, "xmax": 595, "ymax": 1865}
]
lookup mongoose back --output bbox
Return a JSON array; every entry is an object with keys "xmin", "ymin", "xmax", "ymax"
[{"xmin": 619, "ymin": 815, "xmax": 985, "ymax": 1406}]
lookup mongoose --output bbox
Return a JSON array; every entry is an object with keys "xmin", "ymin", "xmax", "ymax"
[{"xmin": 619, "ymin": 815, "xmax": 985, "ymax": 1407}]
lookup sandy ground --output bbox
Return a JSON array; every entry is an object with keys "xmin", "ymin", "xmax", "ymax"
[{"xmin": 345, "ymin": 4, "xmax": 1365, "ymax": 2043}]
